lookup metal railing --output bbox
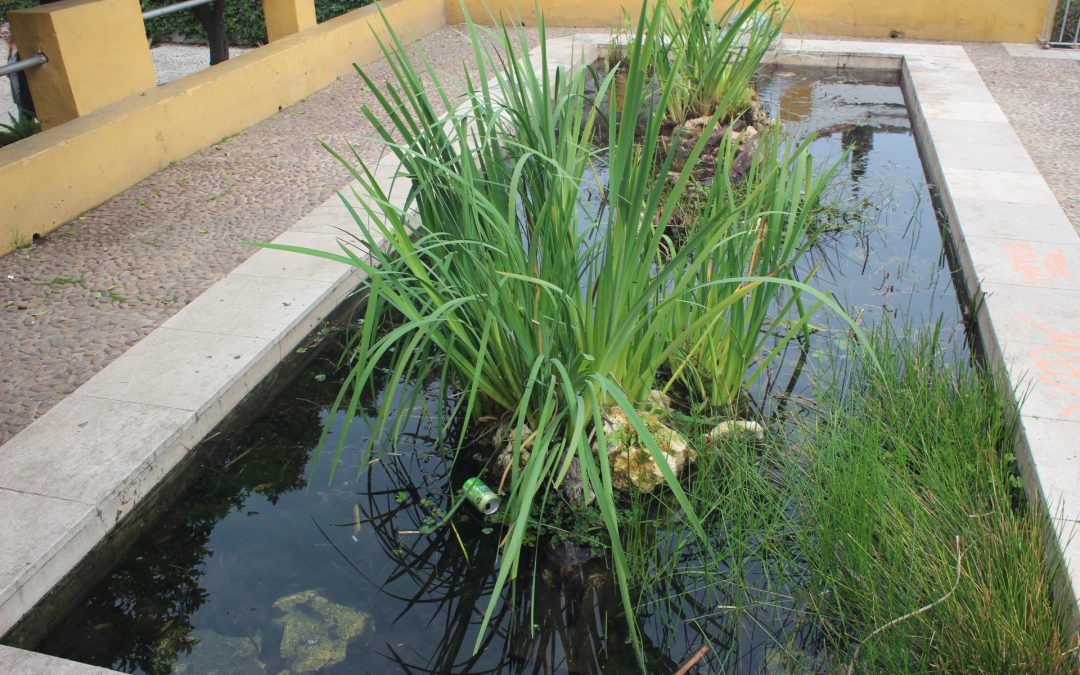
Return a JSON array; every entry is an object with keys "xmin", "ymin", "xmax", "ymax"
[
  {"xmin": 1047, "ymin": 0, "xmax": 1080, "ymax": 47},
  {"xmin": 0, "ymin": 52, "xmax": 47, "ymax": 78},
  {"xmin": 141, "ymin": 0, "xmax": 214, "ymax": 21}
]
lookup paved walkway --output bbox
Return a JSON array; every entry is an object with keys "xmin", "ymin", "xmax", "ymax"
[
  {"xmin": 0, "ymin": 30, "xmax": 1077, "ymax": 445},
  {"xmin": 0, "ymin": 26, "xmax": 581, "ymax": 444}
]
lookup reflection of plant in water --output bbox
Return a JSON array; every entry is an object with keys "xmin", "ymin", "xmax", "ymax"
[{"xmin": 34, "ymin": 355, "xmax": 346, "ymax": 673}]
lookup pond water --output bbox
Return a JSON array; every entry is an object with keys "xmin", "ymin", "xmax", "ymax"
[{"xmin": 28, "ymin": 66, "xmax": 968, "ymax": 674}]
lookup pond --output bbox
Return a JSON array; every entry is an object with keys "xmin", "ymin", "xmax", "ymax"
[{"xmin": 27, "ymin": 65, "xmax": 970, "ymax": 674}]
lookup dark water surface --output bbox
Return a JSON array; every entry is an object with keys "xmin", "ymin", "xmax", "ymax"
[{"xmin": 28, "ymin": 67, "xmax": 968, "ymax": 674}]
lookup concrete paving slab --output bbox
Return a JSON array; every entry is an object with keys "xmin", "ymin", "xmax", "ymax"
[
  {"xmin": 964, "ymin": 237, "xmax": 1080, "ymax": 291},
  {"xmin": 904, "ymin": 70, "xmax": 1000, "ymax": 103},
  {"xmin": 932, "ymin": 141, "xmax": 1040, "ymax": 174},
  {"xmin": 0, "ymin": 489, "xmax": 105, "ymax": 632},
  {"xmin": 0, "ymin": 644, "xmax": 120, "ymax": 674},
  {"xmin": 228, "ymin": 232, "xmax": 357, "ymax": 283},
  {"xmin": 75, "ymin": 328, "xmax": 272, "ymax": 413},
  {"xmin": 941, "ymin": 168, "xmax": 1061, "ymax": 206},
  {"xmin": 1020, "ymin": 416, "xmax": 1080, "ymax": 521},
  {"xmin": 981, "ymin": 283, "xmax": 1080, "ymax": 346},
  {"xmin": 0, "ymin": 395, "xmax": 192, "ymax": 505},
  {"xmin": 917, "ymin": 98, "xmax": 1011, "ymax": 123},
  {"xmin": 921, "ymin": 118, "xmax": 1022, "ymax": 146},
  {"xmin": 1003, "ymin": 42, "xmax": 1080, "ymax": 60},
  {"xmin": 949, "ymin": 199, "xmax": 1077, "ymax": 243},
  {"xmin": 1001, "ymin": 341, "xmax": 1080, "ymax": 423},
  {"xmin": 161, "ymin": 275, "xmax": 338, "ymax": 340}
]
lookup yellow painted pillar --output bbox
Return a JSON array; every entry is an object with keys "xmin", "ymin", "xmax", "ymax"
[
  {"xmin": 263, "ymin": 0, "xmax": 318, "ymax": 42},
  {"xmin": 7, "ymin": 0, "xmax": 155, "ymax": 130}
]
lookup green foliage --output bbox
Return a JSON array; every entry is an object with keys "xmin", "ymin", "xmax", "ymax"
[
  {"xmin": 654, "ymin": 0, "xmax": 785, "ymax": 123},
  {"xmin": 0, "ymin": 109, "xmax": 39, "ymax": 147},
  {"xmin": 2, "ymin": 0, "xmax": 372, "ymax": 46},
  {"xmin": 0, "ymin": 0, "xmax": 36, "ymax": 21},
  {"xmin": 793, "ymin": 326, "xmax": 1079, "ymax": 672},
  {"xmin": 1051, "ymin": 0, "xmax": 1080, "ymax": 44}
]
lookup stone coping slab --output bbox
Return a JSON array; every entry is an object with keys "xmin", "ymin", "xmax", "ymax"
[
  {"xmin": 0, "ymin": 32, "xmax": 1077, "ymax": 672},
  {"xmin": 1003, "ymin": 42, "xmax": 1080, "ymax": 60}
]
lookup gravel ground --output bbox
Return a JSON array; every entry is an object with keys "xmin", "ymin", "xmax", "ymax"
[
  {"xmin": 0, "ymin": 31, "xmax": 1077, "ymax": 444},
  {"xmin": 963, "ymin": 42, "xmax": 1080, "ymax": 234},
  {"xmin": 0, "ymin": 26, "xmax": 576, "ymax": 444}
]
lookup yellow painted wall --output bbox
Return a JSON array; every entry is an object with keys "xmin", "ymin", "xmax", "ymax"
[
  {"xmin": 785, "ymin": 0, "xmax": 1049, "ymax": 43},
  {"xmin": 263, "ymin": 0, "xmax": 319, "ymax": 42},
  {"xmin": 0, "ymin": 0, "xmax": 445, "ymax": 256},
  {"xmin": 448, "ymin": 0, "xmax": 1052, "ymax": 43},
  {"xmin": 8, "ymin": 0, "xmax": 156, "ymax": 129}
]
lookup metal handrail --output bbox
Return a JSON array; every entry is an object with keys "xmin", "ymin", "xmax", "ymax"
[
  {"xmin": 141, "ymin": 0, "xmax": 214, "ymax": 21},
  {"xmin": 0, "ymin": 52, "xmax": 47, "ymax": 78}
]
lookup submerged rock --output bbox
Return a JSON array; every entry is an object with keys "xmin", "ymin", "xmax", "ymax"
[
  {"xmin": 175, "ymin": 629, "xmax": 265, "ymax": 675},
  {"xmin": 272, "ymin": 590, "xmax": 373, "ymax": 673},
  {"xmin": 706, "ymin": 420, "xmax": 765, "ymax": 444},
  {"xmin": 602, "ymin": 407, "xmax": 694, "ymax": 493}
]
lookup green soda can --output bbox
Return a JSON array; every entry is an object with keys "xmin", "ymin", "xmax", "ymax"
[{"xmin": 462, "ymin": 477, "xmax": 501, "ymax": 515}]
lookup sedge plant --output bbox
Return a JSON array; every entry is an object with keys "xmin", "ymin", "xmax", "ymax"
[
  {"xmin": 793, "ymin": 326, "xmax": 1079, "ymax": 671},
  {"xmin": 256, "ymin": 2, "xmax": 865, "ymax": 665}
]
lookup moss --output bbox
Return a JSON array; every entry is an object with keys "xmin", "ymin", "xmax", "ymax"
[{"xmin": 272, "ymin": 590, "xmax": 372, "ymax": 673}]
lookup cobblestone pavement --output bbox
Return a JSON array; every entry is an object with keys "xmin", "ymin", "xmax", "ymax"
[
  {"xmin": 0, "ymin": 30, "xmax": 1076, "ymax": 444},
  {"xmin": 964, "ymin": 43, "xmax": 1080, "ymax": 235},
  {"xmin": 0, "ymin": 26, "xmax": 573, "ymax": 443}
]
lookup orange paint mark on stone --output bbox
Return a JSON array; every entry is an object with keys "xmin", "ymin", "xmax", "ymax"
[
  {"xmin": 1022, "ymin": 315, "xmax": 1080, "ymax": 417},
  {"xmin": 1004, "ymin": 243, "xmax": 1070, "ymax": 285}
]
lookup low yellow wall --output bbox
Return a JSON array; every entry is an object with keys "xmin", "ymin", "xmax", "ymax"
[
  {"xmin": 448, "ymin": 0, "xmax": 1051, "ymax": 43},
  {"xmin": 785, "ymin": 0, "xmax": 1048, "ymax": 43},
  {"xmin": 0, "ymin": 0, "xmax": 445, "ymax": 257}
]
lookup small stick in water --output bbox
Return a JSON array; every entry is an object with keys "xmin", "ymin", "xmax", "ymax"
[{"xmin": 673, "ymin": 645, "xmax": 709, "ymax": 675}]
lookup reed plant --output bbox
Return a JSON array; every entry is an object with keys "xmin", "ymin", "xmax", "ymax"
[
  {"xmin": 654, "ymin": 0, "xmax": 784, "ymax": 124},
  {"xmin": 665, "ymin": 129, "xmax": 835, "ymax": 411},
  {"xmin": 259, "ymin": 2, "xmax": 856, "ymax": 664}
]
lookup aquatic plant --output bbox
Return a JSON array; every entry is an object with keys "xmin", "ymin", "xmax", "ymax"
[
  {"xmin": 665, "ymin": 128, "xmax": 834, "ymax": 411},
  {"xmin": 793, "ymin": 326, "xmax": 1080, "ymax": 671},
  {"xmin": 259, "ymin": 1, "xmax": 860, "ymax": 665},
  {"xmin": 654, "ymin": 0, "xmax": 785, "ymax": 124}
]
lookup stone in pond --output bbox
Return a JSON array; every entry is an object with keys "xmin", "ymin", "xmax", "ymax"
[
  {"xmin": 174, "ymin": 629, "xmax": 265, "ymax": 675},
  {"xmin": 601, "ymin": 407, "xmax": 694, "ymax": 493},
  {"xmin": 272, "ymin": 590, "xmax": 373, "ymax": 673}
]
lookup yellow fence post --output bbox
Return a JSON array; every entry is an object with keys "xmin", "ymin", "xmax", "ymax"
[
  {"xmin": 7, "ymin": 0, "xmax": 156, "ymax": 130},
  {"xmin": 263, "ymin": 0, "xmax": 318, "ymax": 42}
]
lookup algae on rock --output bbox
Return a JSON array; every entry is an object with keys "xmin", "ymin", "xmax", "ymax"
[
  {"xmin": 174, "ymin": 629, "xmax": 265, "ymax": 675},
  {"xmin": 272, "ymin": 590, "xmax": 373, "ymax": 673},
  {"xmin": 602, "ymin": 407, "xmax": 695, "ymax": 493}
]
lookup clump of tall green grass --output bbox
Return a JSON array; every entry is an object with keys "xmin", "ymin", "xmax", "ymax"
[{"xmin": 793, "ymin": 328, "xmax": 1079, "ymax": 672}]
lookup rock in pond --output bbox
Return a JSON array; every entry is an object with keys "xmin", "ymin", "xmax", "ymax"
[
  {"xmin": 272, "ymin": 590, "xmax": 373, "ymax": 673},
  {"xmin": 602, "ymin": 407, "xmax": 694, "ymax": 493},
  {"xmin": 174, "ymin": 629, "xmax": 265, "ymax": 675}
]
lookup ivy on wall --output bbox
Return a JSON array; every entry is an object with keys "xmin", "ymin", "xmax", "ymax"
[{"xmin": 1, "ymin": 0, "xmax": 373, "ymax": 46}]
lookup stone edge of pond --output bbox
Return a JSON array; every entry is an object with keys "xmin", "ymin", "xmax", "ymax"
[{"xmin": 0, "ymin": 33, "xmax": 1077, "ymax": 672}]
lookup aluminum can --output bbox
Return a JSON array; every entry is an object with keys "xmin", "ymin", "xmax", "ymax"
[{"xmin": 462, "ymin": 477, "xmax": 501, "ymax": 515}]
